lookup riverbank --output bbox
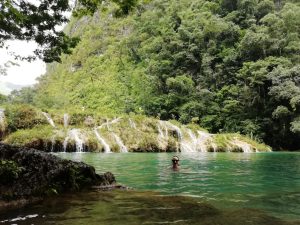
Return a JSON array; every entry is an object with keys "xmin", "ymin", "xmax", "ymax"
[{"xmin": 0, "ymin": 105, "xmax": 271, "ymax": 153}]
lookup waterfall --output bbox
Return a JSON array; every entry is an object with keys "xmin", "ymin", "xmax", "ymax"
[
  {"xmin": 0, "ymin": 108, "xmax": 5, "ymax": 129},
  {"xmin": 187, "ymin": 129, "xmax": 198, "ymax": 151},
  {"xmin": 42, "ymin": 112, "xmax": 56, "ymax": 128},
  {"xmin": 50, "ymin": 136, "xmax": 55, "ymax": 152},
  {"xmin": 94, "ymin": 129, "xmax": 111, "ymax": 153},
  {"xmin": 129, "ymin": 119, "xmax": 137, "ymax": 129},
  {"xmin": 180, "ymin": 129, "xmax": 195, "ymax": 152},
  {"xmin": 64, "ymin": 113, "xmax": 69, "ymax": 128},
  {"xmin": 63, "ymin": 136, "xmax": 69, "ymax": 152},
  {"xmin": 166, "ymin": 122, "xmax": 182, "ymax": 141},
  {"xmin": 157, "ymin": 123, "xmax": 165, "ymax": 139},
  {"xmin": 197, "ymin": 131, "xmax": 212, "ymax": 152},
  {"xmin": 231, "ymin": 139, "xmax": 252, "ymax": 153},
  {"xmin": 157, "ymin": 121, "xmax": 212, "ymax": 153},
  {"xmin": 112, "ymin": 133, "xmax": 128, "ymax": 153},
  {"xmin": 64, "ymin": 129, "xmax": 85, "ymax": 152}
]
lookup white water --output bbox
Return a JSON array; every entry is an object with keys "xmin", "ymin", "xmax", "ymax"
[
  {"xmin": 64, "ymin": 113, "xmax": 69, "ymax": 128},
  {"xmin": 112, "ymin": 133, "xmax": 128, "ymax": 153},
  {"xmin": 157, "ymin": 121, "xmax": 216, "ymax": 153},
  {"xmin": 157, "ymin": 124, "xmax": 165, "ymax": 139},
  {"xmin": 0, "ymin": 108, "xmax": 5, "ymax": 129},
  {"xmin": 94, "ymin": 129, "xmax": 111, "ymax": 153},
  {"xmin": 166, "ymin": 122, "xmax": 183, "ymax": 141},
  {"xmin": 231, "ymin": 139, "xmax": 252, "ymax": 153},
  {"xmin": 42, "ymin": 112, "xmax": 56, "ymax": 128},
  {"xmin": 197, "ymin": 131, "xmax": 212, "ymax": 152},
  {"xmin": 187, "ymin": 129, "xmax": 198, "ymax": 151},
  {"xmin": 63, "ymin": 136, "xmax": 69, "ymax": 152},
  {"xmin": 129, "ymin": 119, "xmax": 137, "ymax": 129},
  {"xmin": 64, "ymin": 129, "xmax": 85, "ymax": 152},
  {"xmin": 50, "ymin": 136, "xmax": 55, "ymax": 152}
]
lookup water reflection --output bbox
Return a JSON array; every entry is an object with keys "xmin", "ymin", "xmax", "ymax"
[{"xmin": 0, "ymin": 191, "xmax": 298, "ymax": 225}]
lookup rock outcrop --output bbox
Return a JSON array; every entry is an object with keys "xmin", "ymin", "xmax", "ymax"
[{"xmin": 0, "ymin": 143, "xmax": 115, "ymax": 201}]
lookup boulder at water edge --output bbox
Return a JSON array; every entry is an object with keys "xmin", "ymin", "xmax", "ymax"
[{"xmin": 0, "ymin": 143, "xmax": 115, "ymax": 205}]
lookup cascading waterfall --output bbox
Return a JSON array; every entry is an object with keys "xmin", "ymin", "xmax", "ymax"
[
  {"xmin": 180, "ymin": 129, "xmax": 195, "ymax": 153},
  {"xmin": 42, "ymin": 112, "xmax": 56, "ymax": 128},
  {"xmin": 94, "ymin": 129, "xmax": 111, "ymax": 153},
  {"xmin": 165, "ymin": 122, "xmax": 183, "ymax": 144},
  {"xmin": 197, "ymin": 131, "xmax": 212, "ymax": 152},
  {"xmin": 64, "ymin": 129, "xmax": 85, "ymax": 152},
  {"xmin": 3, "ymin": 108, "xmax": 264, "ymax": 153},
  {"xmin": 112, "ymin": 133, "xmax": 128, "ymax": 153},
  {"xmin": 157, "ymin": 121, "xmax": 215, "ymax": 153},
  {"xmin": 231, "ymin": 139, "xmax": 252, "ymax": 153},
  {"xmin": 64, "ymin": 113, "xmax": 69, "ymax": 128},
  {"xmin": 187, "ymin": 129, "xmax": 199, "ymax": 151},
  {"xmin": 157, "ymin": 124, "xmax": 165, "ymax": 139}
]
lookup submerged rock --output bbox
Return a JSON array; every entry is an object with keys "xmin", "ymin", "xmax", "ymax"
[{"xmin": 0, "ymin": 143, "xmax": 116, "ymax": 202}]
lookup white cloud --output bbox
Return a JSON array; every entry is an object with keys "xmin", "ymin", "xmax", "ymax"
[{"xmin": 0, "ymin": 40, "xmax": 46, "ymax": 86}]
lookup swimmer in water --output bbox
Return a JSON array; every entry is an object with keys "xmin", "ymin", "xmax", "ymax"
[{"xmin": 172, "ymin": 156, "xmax": 180, "ymax": 170}]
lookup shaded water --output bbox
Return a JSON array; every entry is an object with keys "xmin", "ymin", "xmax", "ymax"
[
  {"xmin": 1, "ymin": 191, "xmax": 299, "ymax": 225},
  {"xmin": 1, "ymin": 152, "xmax": 299, "ymax": 224}
]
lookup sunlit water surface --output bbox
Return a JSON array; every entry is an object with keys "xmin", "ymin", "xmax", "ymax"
[{"xmin": 1, "ymin": 152, "xmax": 299, "ymax": 225}]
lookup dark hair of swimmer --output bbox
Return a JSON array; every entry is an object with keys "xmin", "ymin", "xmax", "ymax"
[{"xmin": 172, "ymin": 156, "xmax": 180, "ymax": 169}]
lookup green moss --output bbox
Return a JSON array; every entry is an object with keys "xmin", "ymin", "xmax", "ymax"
[
  {"xmin": 5, "ymin": 104, "xmax": 46, "ymax": 132},
  {"xmin": 0, "ymin": 160, "xmax": 23, "ymax": 185},
  {"xmin": 4, "ymin": 125, "xmax": 54, "ymax": 146},
  {"xmin": 2, "ymin": 106, "xmax": 271, "ymax": 152},
  {"xmin": 235, "ymin": 134, "xmax": 272, "ymax": 152},
  {"xmin": 185, "ymin": 123, "xmax": 208, "ymax": 133},
  {"xmin": 212, "ymin": 133, "xmax": 271, "ymax": 152}
]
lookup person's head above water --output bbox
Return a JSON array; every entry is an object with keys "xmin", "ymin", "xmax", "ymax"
[{"xmin": 172, "ymin": 156, "xmax": 180, "ymax": 169}]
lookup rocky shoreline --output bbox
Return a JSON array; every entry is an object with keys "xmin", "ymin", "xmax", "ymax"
[{"xmin": 0, "ymin": 143, "xmax": 116, "ymax": 210}]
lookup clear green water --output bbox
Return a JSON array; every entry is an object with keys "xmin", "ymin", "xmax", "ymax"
[
  {"xmin": 60, "ymin": 152, "xmax": 300, "ymax": 219},
  {"xmin": 0, "ymin": 152, "xmax": 299, "ymax": 225}
]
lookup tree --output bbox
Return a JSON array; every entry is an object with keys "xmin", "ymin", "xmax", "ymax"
[{"xmin": 0, "ymin": 0, "xmax": 136, "ymax": 63}]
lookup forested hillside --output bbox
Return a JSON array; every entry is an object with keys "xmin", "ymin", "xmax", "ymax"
[{"xmin": 10, "ymin": 0, "xmax": 300, "ymax": 150}]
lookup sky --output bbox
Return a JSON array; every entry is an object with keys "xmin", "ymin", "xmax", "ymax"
[
  {"xmin": 0, "ymin": 40, "xmax": 46, "ymax": 86},
  {"xmin": 0, "ymin": 0, "xmax": 47, "ymax": 88},
  {"xmin": 0, "ymin": 0, "xmax": 72, "ymax": 94}
]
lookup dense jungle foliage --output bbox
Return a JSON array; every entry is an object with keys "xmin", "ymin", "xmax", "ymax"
[{"xmin": 7, "ymin": 0, "xmax": 300, "ymax": 150}]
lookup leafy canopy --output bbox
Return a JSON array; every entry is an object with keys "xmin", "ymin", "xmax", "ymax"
[{"xmin": 0, "ymin": 0, "xmax": 137, "ymax": 63}]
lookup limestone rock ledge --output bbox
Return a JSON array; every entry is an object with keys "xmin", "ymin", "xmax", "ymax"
[{"xmin": 0, "ymin": 143, "xmax": 115, "ymax": 209}]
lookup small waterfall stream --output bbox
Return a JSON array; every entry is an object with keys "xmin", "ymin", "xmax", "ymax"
[
  {"xmin": 2, "ymin": 108, "xmax": 263, "ymax": 153},
  {"xmin": 64, "ymin": 113, "xmax": 69, "ymax": 128},
  {"xmin": 94, "ymin": 129, "xmax": 111, "ymax": 153},
  {"xmin": 112, "ymin": 133, "xmax": 128, "ymax": 153},
  {"xmin": 0, "ymin": 108, "xmax": 5, "ymax": 128},
  {"xmin": 42, "ymin": 112, "xmax": 56, "ymax": 128},
  {"xmin": 129, "ymin": 119, "xmax": 137, "ymax": 129},
  {"xmin": 156, "ymin": 121, "xmax": 214, "ymax": 153},
  {"xmin": 64, "ymin": 129, "xmax": 85, "ymax": 152}
]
